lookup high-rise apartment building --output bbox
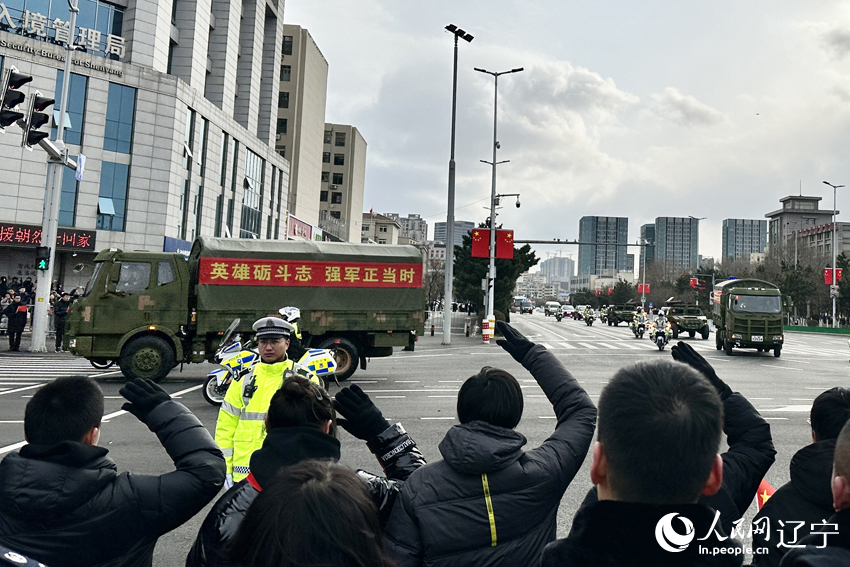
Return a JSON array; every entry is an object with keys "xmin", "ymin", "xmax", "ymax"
[
  {"xmin": 722, "ymin": 219, "xmax": 767, "ymax": 261},
  {"xmin": 386, "ymin": 213, "xmax": 428, "ymax": 243},
  {"xmin": 276, "ymin": 24, "xmax": 328, "ymax": 227},
  {"xmin": 318, "ymin": 124, "xmax": 365, "ymax": 242},
  {"xmin": 0, "ymin": 0, "xmax": 290, "ymax": 287},
  {"xmin": 434, "ymin": 220, "xmax": 474, "ymax": 249},
  {"xmin": 539, "ymin": 257, "xmax": 575, "ymax": 284},
  {"xmin": 639, "ymin": 223, "xmax": 656, "ymax": 278},
  {"xmin": 655, "ymin": 217, "xmax": 700, "ymax": 273},
  {"xmin": 577, "ymin": 216, "xmax": 628, "ymax": 275}
]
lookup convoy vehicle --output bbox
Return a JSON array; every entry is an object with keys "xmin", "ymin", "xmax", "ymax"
[
  {"xmin": 666, "ymin": 303, "xmax": 710, "ymax": 340},
  {"xmin": 606, "ymin": 304, "xmax": 638, "ymax": 326},
  {"xmin": 544, "ymin": 301, "xmax": 562, "ymax": 316},
  {"xmin": 712, "ymin": 278, "xmax": 789, "ymax": 357},
  {"xmin": 67, "ymin": 237, "xmax": 426, "ymax": 381}
]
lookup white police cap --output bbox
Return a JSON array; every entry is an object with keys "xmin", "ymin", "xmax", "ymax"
[{"xmin": 252, "ymin": 317, "xmax": 294, "ymax": 339}]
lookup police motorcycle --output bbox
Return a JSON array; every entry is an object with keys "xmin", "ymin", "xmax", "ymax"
[
  {"xmin": 555, "ymin": 306, "xmax": 565, "ymax": 322},
  {"xmin": 202, "ymin": 311, "xmax": 338, "ymax": 406},
  {"xmin": 630, "ymin": 312, "xmax": 646, "ymax": 339},
  {"xmin": 585, "ymin": 309, "xmax": 596, "ymax": 326},
  {"xmin": 647, "ymin": 312, "xmax": 672, "ymax": 351}
]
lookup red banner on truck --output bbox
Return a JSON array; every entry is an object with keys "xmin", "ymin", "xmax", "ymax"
[{"xmin": 198, "ymin": 257, "xmax": 423, "ymax": 288}]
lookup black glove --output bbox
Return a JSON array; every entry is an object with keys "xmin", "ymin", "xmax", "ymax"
[
  {"xmin": 495, "ymin": 321, "xmax": 534, "ymax": 364},
  {"xmin": 333, "ymin": 384, "xmax": 388, "ymax": 441},
  {"xmin": 120, "ymin": 379, "xmax": 171, "ymax": 421},
  {"xmin": 671, "ymin": 341, "xmax": 733, "ymax": 400}
]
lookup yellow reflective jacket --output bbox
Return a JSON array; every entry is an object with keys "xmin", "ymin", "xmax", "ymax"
[{"xmin": 214, "ymin": 358, "xmax": 318, "ymax": 481}]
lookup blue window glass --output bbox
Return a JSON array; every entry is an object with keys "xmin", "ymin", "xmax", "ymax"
[
  {"xmin": 75, "ymin": 0, "xmax": 97, "ymax": 33},
  {"xmin": 104, "ymin": 82, "xmax": 135, "ymax": 153},
  {"xmin": 96, "ymin": 161, "xmax": 129, "ymax": 231},
  {"xmin": 53, "ymin": 70, "xmax": 87, "ymax": 146},
  {"xmin": 58, "ymin": 167, "xmax": 78, "ymax": 227}
]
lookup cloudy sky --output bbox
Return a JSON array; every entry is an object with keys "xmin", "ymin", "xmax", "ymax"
[{"xmin": 285, "ymin": 1, "xmax": 850, "ymax": 263}]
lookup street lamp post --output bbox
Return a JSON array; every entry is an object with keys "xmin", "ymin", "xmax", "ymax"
[
  {"xmin": 640, "ymin": 239, "xmax": 647, "ymax": 311},
  {"xmin": 823, "ymin": 181, "xmax": 844, "ymax": 328},
  {"xmin": 475, "ymin": 66, "xmax": 523, "ymax": 341},
  {"xmin": 442, "ymin": 24, "xmax": 473, "ymax": 345}
]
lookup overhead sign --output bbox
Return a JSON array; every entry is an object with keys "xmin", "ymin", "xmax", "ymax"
[
  {"xmin": 286, "ymin": 214, "xmax": 312, "ymax": 241},
  {"xmin": 0, "ymin": 222, "xmax": 95, "ymax": 251}
]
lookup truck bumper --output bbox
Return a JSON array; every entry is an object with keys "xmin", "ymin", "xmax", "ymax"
[{"xmin": 69, "ymin": 335, "xmax": 93, "ymax": 357}]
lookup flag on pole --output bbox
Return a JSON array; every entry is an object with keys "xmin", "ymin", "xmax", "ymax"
[
  {"xmin": 471, "ymin": 229, "xmax": 489, "ymax": 258},
  {"xmin": 496, "ymin": 230, "xmax": 514, "ymax": 259}
]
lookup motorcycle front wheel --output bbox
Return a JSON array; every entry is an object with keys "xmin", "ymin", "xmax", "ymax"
[{"xmin": 203, "ymin": 375, "xmax": 228, "ymax": 406}]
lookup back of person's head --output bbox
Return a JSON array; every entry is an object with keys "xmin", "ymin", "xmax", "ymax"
[
  {"xmin": 810, "ymin": 388, "xmax": 850, "ymax": 441},
  {"xmin": 267, "ymin": 376, "xmax": 336, "ymax": 436},
  {"xmin": 457, "ymin": 366, "xmax": 523, "ymax": 429},
  {"xmin": 597, "ymin": 360, "xmax": 723, "ymax": 504},
  {"xmin": 229, "ymin": 460, "xmax": 393, "ymax": 567},
  {"xmin": 25, "ymin": 377, "xmax": 103, "ymax": 445}
]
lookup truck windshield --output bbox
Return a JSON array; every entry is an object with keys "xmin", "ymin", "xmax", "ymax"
[
  {"xmin": 731, "ymin": 295, "xmax": 781, "ymax": 314},
  {"xmin": 83, "ymin": 262, "xmax": 104, "ymax": 297}
]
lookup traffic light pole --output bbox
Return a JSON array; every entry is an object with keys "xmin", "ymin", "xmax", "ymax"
[{"xmin": 30, "ymin": 0, "xmax": 78, "ymax": 353}]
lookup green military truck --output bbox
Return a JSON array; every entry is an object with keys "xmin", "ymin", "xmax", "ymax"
[
  {"xmin": 67, "ymin": 237, "xmax": 426, "ymax": 381},
  {"xmin": 666, "ymin": 303, "xmax": 710, "ymax": 340},
  {"xmin": 607, "ymin": 304, "xmax": 638, "ymax": 326},
  {"xmin": 712, "ymin": 278, "xmax": 790, "ymax": 357}
]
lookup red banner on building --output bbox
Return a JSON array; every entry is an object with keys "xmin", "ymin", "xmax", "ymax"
[
  {"xmin": 496, "ymin": 230, "xmax": 514, "ymax": 259},
  {"xmin": 471, "ymin": 229, "xmax": 488, "ymax": 258},
  {"xmin": 198, "ymin": 257, "xmax": 423, "ymax": 288},
  {"xmin": 0, "ymin": 222, "xmax": 96, "ymax": 251}
]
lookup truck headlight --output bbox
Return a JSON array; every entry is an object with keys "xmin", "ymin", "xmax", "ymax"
[
  {"xmin": 69, "ymin": 338, "xmax": 76, "ymax": 348},
  {"xmin": 773, "ymin": 336, "xmax": 783, "ymax": 342},
  {"xmin": 732, "ymin": 333, "xmax": 743, "ymax": 339}
]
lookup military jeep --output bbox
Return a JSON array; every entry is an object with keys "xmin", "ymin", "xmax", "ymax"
[
  {"xmin": 667, "ymin": 305, "xmax": 710, "ymax": 340},
  {"xmin": 606, "ymin": 304, "xmax": 637, "ymax": 326}
]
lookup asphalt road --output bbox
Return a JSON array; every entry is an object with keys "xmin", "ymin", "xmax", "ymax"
[{"xmin": 0, "ymin": 316, "xmax": 847, "ymax": 565}]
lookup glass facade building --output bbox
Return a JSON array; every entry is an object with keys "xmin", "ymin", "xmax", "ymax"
[
  {"xmin": 577, "ymin": 216, "xmax": 628, "ymax": 275},
  {"xmin": 655, "ymin": 217, "xmax": 700, "ymax": 272},
  {"xmin": 722, "ymin": 219, "xmax": 767, "ymax": 261}
]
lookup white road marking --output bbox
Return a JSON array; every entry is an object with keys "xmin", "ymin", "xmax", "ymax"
[
  {"xmin": 597, "ymin": 343, "xmax": 620, "ymax": 350},
  {"xmin": 540, "ymin": 343, "xmax": 554, "ymax": 350},
  {"xmin": 375, "ymin": 395, "xmax": 405, "ymax": 399},
  {"xmin": 420, "ymin": 417, "xmax": 455, "ymax": 420},
  {"xmin": 760, "ymin": 365, "xmax": 803, "ymax": 371},
  {"xmin": 0, "ymin": 384, "xmax": 44, "ymax": 396},
  {"xmin": 559, "ymin": 342, "xmax": 577, "ymax": 349},
  {"xmin": 578, "ymin": 343, "xmax": 599, "ymax": 350},
  {"xmin": 759, "ymin": 405, "xmax": 811, "ymax": 412}
]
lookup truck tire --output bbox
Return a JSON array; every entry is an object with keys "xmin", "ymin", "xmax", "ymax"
[
  {"xmin": 319, "ymin": 337, "xmax": 359, "ymax": 381},
  {"xmin": 701, "ymin": 326, "xmax": 710, "ymax": 340},
  {"xmin": 119, "ymin": 336, "xmax": 175, "ymax": 383},
  {"xmin": 672, "ymin": 325, "xmax": 679, "ymax": 339},
  {"xmin": 774, "ymin": 345, "xmax": 781, "ymax": 358},
  {"xmin": 688, "ymin": 330, "xmax": 695, "ymax": 338},
  {"xmin": 716, "ymin": 331, "xmax": 723, "ymax": 350},
  {"xmin": 608, "ymin": 320, "xmax": 612, "ymax": 326},
  {"xmin": 724, "ymin": 339, "xmax": 733, "ymax": 356}
]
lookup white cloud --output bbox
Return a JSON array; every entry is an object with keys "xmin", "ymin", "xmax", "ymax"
[
  {"xmin": 647, "ymin": 87, "xmax": 726, "ymax": 127},
  {"xmin": 822, "ymin": 26, "xmax": 850, "ymax": 58}
]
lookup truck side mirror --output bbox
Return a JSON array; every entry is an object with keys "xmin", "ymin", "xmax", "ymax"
[
  {"xmin": 783, "ymin": 295, "xmax": 793, "ymax": 309},
  {"xmin": 105, "ymin": 263, "xmax": 121, "ymax": 295}
]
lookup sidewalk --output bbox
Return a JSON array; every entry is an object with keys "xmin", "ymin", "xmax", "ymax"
[{"xmin": 0, "ymin": 330, "xmax": 70, "ymax": 357}]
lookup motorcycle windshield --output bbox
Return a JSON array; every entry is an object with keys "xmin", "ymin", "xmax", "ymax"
[{"xmin": 219, "ymin": 318, "xmax": 241, "ymax": 349}]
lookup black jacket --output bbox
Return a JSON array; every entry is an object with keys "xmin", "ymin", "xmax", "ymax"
[
  {"xmin": 2, "ymin": 303, "xmax": 28, "ymax": 333},
  {"xmin": 0, "ymin": 401, "xmax": 226, "ymax": 567},
  {"xmin": 186, "ymin": 423, "xmax": 425, "ymax": 567},
  {"xmin": 383, "ymin": 345, "xmax": 597, "ymax": 567},
  {"xmin": 753, "ymin": 440, "xmax": 837, "ymax": 567},
  {"xmin": 779, "ymin": 508, "xmax": 850, "ymax": 566},
  {"xmin": 53, "ymin": 299, "xmax": 71, "ymax": 321},
  {"xmin": 579, "ymin": 391, "xmax": 776, "ymax": 535},
  {"xmin": 541, "ymin": 501, "xmax": 743, "ymax": 567}
]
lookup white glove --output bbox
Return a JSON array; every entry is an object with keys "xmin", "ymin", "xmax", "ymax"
[{"xmin": 224, "ymin": 474, "xmax": 233, "ymax": 490}]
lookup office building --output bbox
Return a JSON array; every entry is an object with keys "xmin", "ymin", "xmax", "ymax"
[
  {"xmin": 765, "ymin": 195, "xmax": 839, "ymax": 254},
  {"xmin": 318, "ymin": 123, "xmax": 365, "ymax": 242},
  {"xmin": 721, "ymin": 219, "xmax": 767, "ymax": 261},
  {"xmin": 386, "ymin": 213, "xmax": 427, "ymax": 243},
  {"xmin": 577, "ymin": 216, "xmax": 628, "ymax": 275},
  {"xmin": 655, "ymin": 217, "xmax": 700, "ymax": 273},
  {"xmin": 0, "ymin": 0, "xmax": 290, "ymax": 287},
  {"xmin": 434, "ymin": 220, "xmax": 474, "ymax": 249},
  {"xmin": 276, "ymin": 24, "xmax": 328, "ymax": 228},
  {"xmin": 639, "ymin": 223, "xmax": 655, "ymax": 278},
  {"xmin": 361, "ymin": 213, "xmax": 400, "ymax": 244},
  {"xmin": 539, "ymin": 256, "xmax": 574, "ymax": 285}
]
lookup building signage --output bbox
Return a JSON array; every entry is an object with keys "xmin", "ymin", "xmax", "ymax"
[
  {"xmin": 286, "ymin": 214, "xmax": 312, "ymax": 241},
  {"xmin": 198, "ymin": 257, "xmax": 423, "ymax": 288},
  {"xmin": 0, "ymin": 2, "xmax": 125, "ymax": 58},
  {"xmin": 0, "ymin": 222, "xmax": 96, "ymax": 251},
  {"xmin": 0, "ymin": 37, "xmax": 123, "ymax": 76},
  {"xmin": 163, "ymin": 236, "xmax": 192, "ymax": 257}
]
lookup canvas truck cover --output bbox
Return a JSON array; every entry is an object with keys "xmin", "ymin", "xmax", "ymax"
[{"xmin": 189, "ymin": 237, "xmax": 426, "ymax": 335}]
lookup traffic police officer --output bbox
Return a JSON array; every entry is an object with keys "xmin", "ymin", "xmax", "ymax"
[{"xmin": 215, "ymin": 316, "xmax": 319, "ymax": 487}]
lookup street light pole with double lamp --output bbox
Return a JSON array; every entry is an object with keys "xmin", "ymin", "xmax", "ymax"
[{"xmin": 823, "ymin": 180, "xmax": 844, "ymax": 328}]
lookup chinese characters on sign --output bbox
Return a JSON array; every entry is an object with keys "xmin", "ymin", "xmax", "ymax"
[
  {"xmin": 199, "ymin": 257, "xmax": 423, "ymax": 288},
  {"xmin": 286, "ymin": 214, "xmax": 313, "ymax": 241},
  {"xmin": 0, "ymin": 222, "xmax": 96, "ymax": 251},
  {"xmin": 0, "ymin": 2, "xmax": 125, "ymax": 58}
]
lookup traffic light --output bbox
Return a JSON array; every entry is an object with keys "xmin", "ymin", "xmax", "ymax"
[
  {"xmin": 0, "ymin": 66, "xmax": 32, "ymax": 131},
  {"xmin": 22, "ymin": 90, "xmax": 54, "ymax": 149},
  {"xmin": 35, "ymin": 246, "xmax": 51, "ymax": 271}
]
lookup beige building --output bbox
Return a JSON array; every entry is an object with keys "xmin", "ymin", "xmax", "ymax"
[
  {"xmin": 361, "ymin": 213, "xmax": 400, "ymax": 244},
  {"xmin": 319, "ymin": 124, "xmax": 366, "ymax": 242},
  {"xmin": 277, "ymin": 24, "xmax": 328, "ymax": 227}
]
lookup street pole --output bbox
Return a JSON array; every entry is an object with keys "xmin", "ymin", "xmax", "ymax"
[
  {"xmin": 475, "ymin": 67, "xmax": 522, "ymax": 341},
  {"xmin": 30, "ymin": 0, "xmax": 78, "ymax": 353},
  {"xmin": 824, "ymin": 181, "xmax": 844, "ymax": 329},
  {"xmin": 441, "ymin": 25, "xmax": 473, "ymax": 345},
  {"xmin": 640, "ymin": 240, "xmax": 646, "ymax": 311}
]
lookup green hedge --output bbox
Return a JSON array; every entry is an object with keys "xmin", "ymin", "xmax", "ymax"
[{"xmin": 784, "ymin": 326, "xmax": 850, "ymax": 335}]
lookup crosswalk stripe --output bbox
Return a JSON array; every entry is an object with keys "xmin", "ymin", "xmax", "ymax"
[
  {"xmin": 540, "ymin": 343, "xmax": 554, "ymax": 350},
  {"xmin": 577, "ymin": 343, "xmax": 599, "ymax": 349},
  {"xmin": 618, "ymin": 342, "xmax": 646, "ymax": 350},
  {"xmin": 559, "ymin": 342, "xmax": 577, "ymax": 349},
  {"xmin": 597, "ymin": 342, "xmax": 620, "ymax": 350}
]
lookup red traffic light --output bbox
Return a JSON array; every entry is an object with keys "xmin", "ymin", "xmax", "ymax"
[
  {"xmin": 8, "ymin": 70, "xmax": 33, "ymax": 91},
  {"xmin": 32, "ymin": 94, "xmax": 54, "ymax": 112}
]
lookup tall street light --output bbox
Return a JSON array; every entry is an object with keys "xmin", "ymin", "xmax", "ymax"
[
  {"xmin": 442, "ymin": 24, "xmax": 473, "ymax": 345},
  {"xmin": 823, "ymin": 180, "xmax": 844, "ymax": 328},
  {"xmin": 475, "ymin": 66, "xmax": 523, "ymax": 341}
]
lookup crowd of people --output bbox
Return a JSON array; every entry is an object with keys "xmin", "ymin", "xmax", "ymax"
[
  {"xmin": 0, "ymin": 276, "xmax": 77, "ymax": 352},
  {"xmin": 0, "ymin": 319, "xmax": 849, "ymax": 566}
]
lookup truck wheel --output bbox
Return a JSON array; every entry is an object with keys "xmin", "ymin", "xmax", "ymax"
[
  {"xmin": 701, "ymin": 326, "xmax": 710, "ymax": 340},
  {"xmin": 672, "ymin": 325, "xmax": 679, "ymax": 339},
  {"xmin": 724, "ymin": 339, "xmax": 733, "ymax": 356},
  {"xmin": 607, "ymin": 320, "xmax": 612, "ymax": 326},
  {"xmin": 774, "ymin": 345, "xmax": 781, "ymax": 358},
  {"xmin": 688, "ymin": 331, "xmax": 695, "ymax": 338},
  {"xmin": 119, "ymin": 336, "xmax": 175, "ymax": 383},
  {"xmin": 320, "ymin": 337, "xmax": 359, "ymax": 381}
]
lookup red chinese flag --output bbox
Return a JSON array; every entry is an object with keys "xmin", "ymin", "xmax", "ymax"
[
  {"xmin": 839, "ymin": 268, "xmax": 844, "ymax": 282},
  {"xmin": 825, "ymin": 268, "xmax": 834, "ymax": 285},
  {"xmin": 756, "ymin": 478, "xmax": 775, "ymax": 510},
  {"xmin": 471, "ymin": 229, "xmax": 489, "ymax": 258},
  {"xmin": 496, "ymin": 229, "xmax": 514, "ymax": 259},
  {"xmin": 689, "ymin": 277, "xmax": 698, "ymax": 289},
  {"xmin": 608, "ymin": 288, "xmax": 613, "ymax": 295}
]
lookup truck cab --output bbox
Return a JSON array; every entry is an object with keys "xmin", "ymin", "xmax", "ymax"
[{"xmin": 712, "ymin": 278, "xmax": 789, "ymax": 357}]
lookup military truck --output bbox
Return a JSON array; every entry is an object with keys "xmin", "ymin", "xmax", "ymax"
[
  {"xmin": 712, "ymin": 278, "xmax": 789, "ymax": 357},
  {"xmin": 666, "ymin": 303, "xmax": 710, "ymax": 340},
  {"xmin": 606, "ymin": 304, "xmax": 638, "ymax": 326},
  {"xmin": 67, "ymin": 237, "xmax": 426, "ymax": 381}
]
